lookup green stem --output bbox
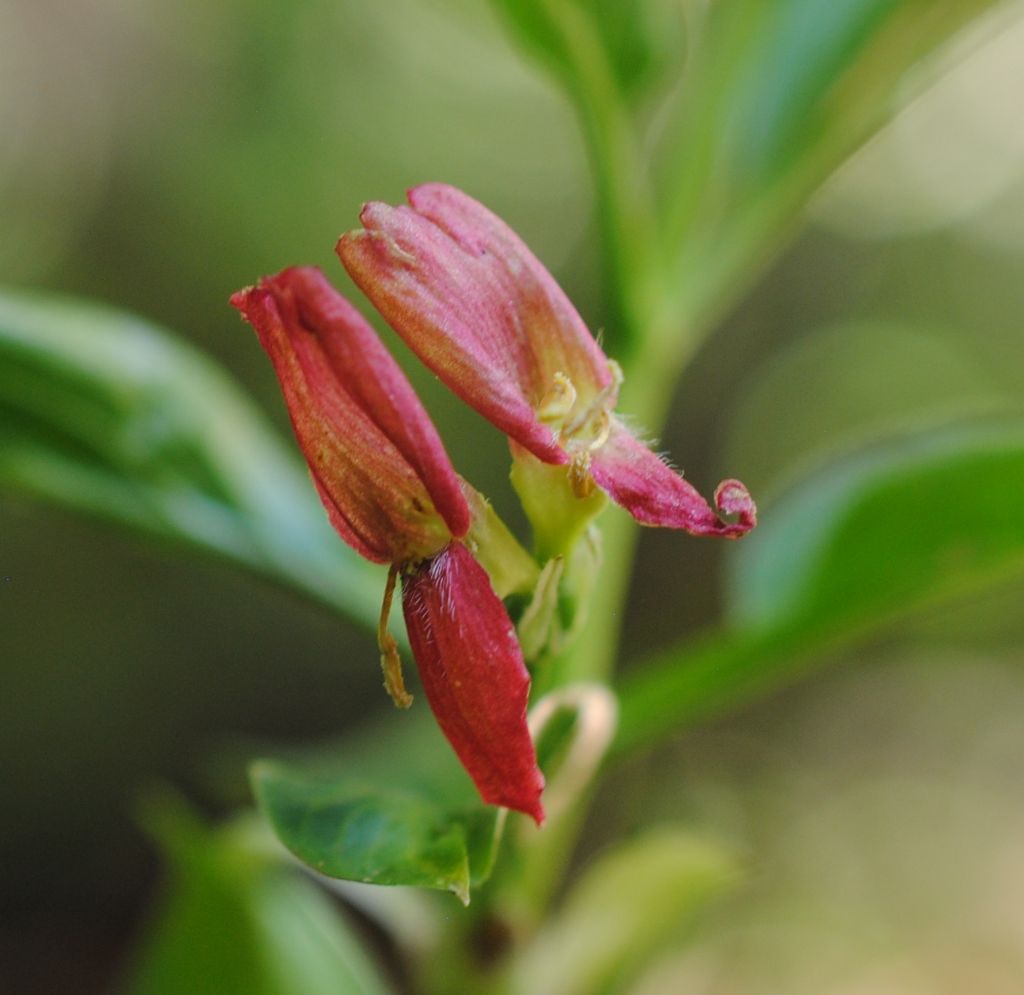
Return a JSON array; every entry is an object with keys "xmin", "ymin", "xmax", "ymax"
[
  {"xmin": 533, "ymin": 0, "xmax": 658, "ymax": 350},
  {"xmin": 477, "ymin": 329, "xmax": 690, "ymax": 966},
  {"xmin": 565, "ymin": 318, "xmax": 696, "ymax": 683},
  {"xmin": 456, "ymin": 0, "xmax": 704, "ymax": 971},
  {"xmin": 558, "ymin": 508, "xmax": 636, "ymax": 685}
]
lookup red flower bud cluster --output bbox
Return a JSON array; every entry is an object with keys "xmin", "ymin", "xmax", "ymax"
[{"xmin": 233, "ymin": 185, "xmax": 755, "ymax": 824}]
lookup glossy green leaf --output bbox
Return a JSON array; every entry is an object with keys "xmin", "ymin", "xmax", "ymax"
[
  {"xmin": 127, "ymin": 800, "xmax": 392, "ymax": 995},
  {"xmin": 659, "ymin": 0, "xmax": 1012, "ymax": 335},
  {"xmin": 507, "ymin": 829, "xmax": 737, "ymax": 995},
  {"xmin": 615, "ymin": 423, "xmax": 1024, "ymax": 758},
  {"xmin": 0, "ymin": 286, "xmax": 383, "ymax": 626},
  {"xmin": 252, "ymin": 758, "xmax": 502, "ymax": 906},
  {"xmin": 209, "ymin": 704, "xmax": 504, "ymax": 915}
]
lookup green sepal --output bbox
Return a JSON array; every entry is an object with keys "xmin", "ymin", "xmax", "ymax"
[
  {"xmin": 510, "ymin": 445, "xmax": 607, "ymax": 561},
  {"xmin": 556, "ymin": 524, "xmax": 603, "ymax": 650},
  {"xmin": 460, "ymin": 480, "xmax": 539, "ymax": 598},
  {"xmin": 517, "ymin": 556, "xmax": 566, "ymax": 661}
]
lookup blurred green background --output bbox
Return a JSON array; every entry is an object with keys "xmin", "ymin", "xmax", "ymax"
[{"xmin": 3, "ymin": 0, "xmax": 1024, "ymax": 991}]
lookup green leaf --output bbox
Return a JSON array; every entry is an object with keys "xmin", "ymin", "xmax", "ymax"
[
  {"xmin": 252, "ymin": 761, "xmax": 501, "ymax": 906},
  {"xmin": 127, "ymin": 798, "xmax": 393, "ymax": 995},
  {"xmin": 507, "ymin": 829, "xmax": 737, "ymax": 995},
  {"xmin": 729, "ymin": 423, "xmax": 1024, "ymax": 630},
  {"xmin": 0, "ymin": 286, "xmax": 382, "ymax": 626},
  {"xmin": 615, "ymin": 422, "xmax": 1024, "ymax": 758},
  {"xmin": 659, "ymin": 0, "xmax": 1013, "ymax": 335},
  {"xmin": 722, "ymin": 319, "xmax": 1015, "ymax": 499},
  {"xmin": 246, "ymin": 709, "xmax": 507, "ymax": 904},
  {"xmin": 489, "ymin": 0, "xmax": 684, "ymax": 102}
]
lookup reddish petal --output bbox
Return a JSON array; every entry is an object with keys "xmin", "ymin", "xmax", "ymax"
[
  {"xmin": 590, "ymin": 421, "xmax": 756, "ymax": 537},
  {"xmin": 402, "ymin": 542, "xmax": 545, "ymax": 823},
  {"xmin": 231, "ymin": 268, "xmax": 467, "ymax": 562},
  {"xmin": 338, "ymin": 204, "xmax": 559, "ymax": 463},
  {"xmin": 337, "ymin": 184, "xmax": 611, "ymax": 465},
  {"xmin": 408, "ymin": 184, "xmax": 610, "ymax": 400},
  {"xmin": 284, "ymin": 267, "xmax": 469, "ymax": 540}
]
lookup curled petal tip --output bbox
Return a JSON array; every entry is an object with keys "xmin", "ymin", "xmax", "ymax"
[
  {"xmin": 714, "ymin": 478, "xmax": 757, "ymax": 535},
  {"xmin": 589, "ymin": 421, "xmax": 756, "ymax": 538}
]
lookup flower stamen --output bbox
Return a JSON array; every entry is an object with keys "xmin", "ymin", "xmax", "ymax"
[
  {"xmin": 539, "ymin": 361, "xmax": 623, "ymax": 498},
  {"xmin": 558, "ymin": 360, "xmax": 622, "ymax": 448},
  {"xmin": 568, "ymin": 451, "xmax": 595, "ymax": 498},
  {"xmin": 538, "ymin": 371, "xmax": 577, "ymax": 426},
  {"xmin": 378, "ymin": 562, "xmax": 413, "ymax": 709}
]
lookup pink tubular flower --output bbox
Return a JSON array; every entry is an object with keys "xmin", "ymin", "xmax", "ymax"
[
  {"xmin": 337, "ymin": 184, "xmax": 755, "ymax": 537},
  {"xmin": 231, "ymin": 266, "xmax": 544, "ymax": 823}
]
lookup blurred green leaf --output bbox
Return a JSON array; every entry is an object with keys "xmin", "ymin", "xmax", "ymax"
[
  {"xmin": 128, "ymin": 799, "xmax": 392, "ymax": 995},
  {"xmin": 0, "ymin": 286, "xmax": 383, "ymax": 626},
  {"xmin": 507, "ymin": 829, "xmax": 737, "ymax": 995},
  {"xmin": 723, "ymin": 320, "xmax": 1016, "ymax": 498},
  {"xmin": 487, "ymin": 0, "xmax": 676, "ymax": 354},
  {"xmin": 659, "ymin": 0, "xmax": 1013, "ymax": 336},
  {"xmin": 615, "ymin": 422, "xmax": 1024, "ymax": 757},
  {"xmin": 729, "ymin": 423, "xmax": 1024, "ymax": 629},
  {"xmin": 252, "ymin": 761, "xmax": 501, "ymax": 906},
  {"xmin": 489, "ymin": 0, "xmax": 684, "ymax": 101}
]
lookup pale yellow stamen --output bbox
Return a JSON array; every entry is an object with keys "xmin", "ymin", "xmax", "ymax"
[
  {"xmin": 378, "ymin": 563, "xmax": 413, "ymax": 709},
  {"xmin": 538, "ymin": 372, "xmax": 577, "ymax": 425},
  {"xmin": 568, "ymin": 451, "xmax": 595, "ymax": 498},
  {"xmin": 536, "ymin": 361, "xmax": 624, "ymax": 499},
  {"xmin": 561, "ymin": 361, "xmax": 621, "ymax": 440}
]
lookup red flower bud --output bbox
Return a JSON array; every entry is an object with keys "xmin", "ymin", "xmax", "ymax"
[{"xmin": 231, "ymin": 266, "xmax": 470, "ymax": 563}]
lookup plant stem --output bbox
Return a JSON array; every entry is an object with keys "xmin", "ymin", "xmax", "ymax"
[
  {"xmin": 533, "ymin": 0, "xmax": 658, "ymax": 352},
  {"xmin": 563, "ymin": 316, "xmax": 694, "ymax": 685},
  {"xmin": 463, "ymin": 0, "xmax": 704, "ymax": 965}
]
